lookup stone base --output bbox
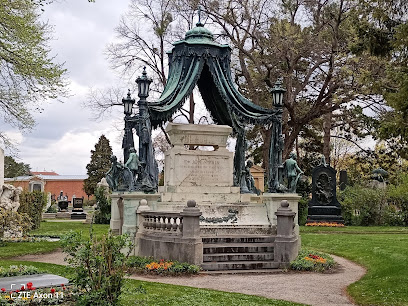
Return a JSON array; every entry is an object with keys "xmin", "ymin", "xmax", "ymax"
[
  {"xmin": 42, "ymin": 213, "xmax": 57, "ymax": 219},
  {"xmin": 56, "ymin": 212, "xmax": 70, "ymax": 219},
  {"xmin": 71, "ymin": 213, "xmax": 87, "ymax": 220},
  {"xmin": 307, "ymin": 205, "xmax": 344, "ymax": 223}
]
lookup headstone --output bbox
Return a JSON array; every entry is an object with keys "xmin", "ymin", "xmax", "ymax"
[
  {"xmin": 71, "ymin": 196, "xmax": 86, "ymax": 220},
  {"xmin": 57, "ymin": 191, "xmax": 68, "ymax": 211},
  {"xmin": 0, "ymin": 274, "xmax": 69, "ymax": 291},
  {"xmin": 339, "ymin": 170, "xmax": 347, "ymax": 191},
  {"xmin": 307, "ymin": 160, "xmax": 344, "ymax": 224}
]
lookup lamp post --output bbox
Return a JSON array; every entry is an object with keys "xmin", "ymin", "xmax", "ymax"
[
  {"xmin": 268, "ymin": 78, "xmax": 286, "ymax": 193},
  {"xmin": 135, "ymin": 67, "xmax": 153, "ymax": 167},
  {"xmin": 122, "ymin": 89, "xmax": 135, "ymax": 163}
]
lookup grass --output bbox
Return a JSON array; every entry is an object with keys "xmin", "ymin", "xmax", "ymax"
[
  {"xmin": 0, "ymin": 221, "xmax": 110, "ymax": 259},
  {"xmin": 30, "ymin": 220, "xmax": 110, "ymax": 238},
  {"xmin": 119, "ymin": 279, "xmax": 302, "ymax": 306},
  {"xmin": 1, "ymin": 221, "xmax": 303, "ymax": 305},
  {"xmin": 300, "ymin": 226, "xmax": 408, "ymax": 306}
]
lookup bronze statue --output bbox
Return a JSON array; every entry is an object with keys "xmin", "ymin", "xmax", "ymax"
[
  {"xmin": 283, "ymin": 152, "xmax": 304, "ymax": 193},
  {"xmin": 125, "ymin": 147, "xmax": 141, "ymax": 184}
]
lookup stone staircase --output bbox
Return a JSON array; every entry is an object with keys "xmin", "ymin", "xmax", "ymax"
[{"xmin": 201, "ymin": 235, "xmax": 280, "ymax": 271}]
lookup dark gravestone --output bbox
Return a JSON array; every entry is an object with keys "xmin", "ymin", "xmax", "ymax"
[
  {"xmin": 307, "ymin": 162, "xmax": 344, "ymax": 223},
  {"xmin": 71, "ymin": 197, "xmax": 86, "ymax": 220},
  {"xmin": 339, "ymin": 170, "xmax": 347, "ymax": 191}
]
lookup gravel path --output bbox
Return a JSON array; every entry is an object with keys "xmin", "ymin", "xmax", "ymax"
[{"xmin": 14, "ymin": 251, "xmax": 365, "ymax": 306}]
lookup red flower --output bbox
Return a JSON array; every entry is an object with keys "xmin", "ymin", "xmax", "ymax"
[
  {"xmin": 31, "ymin": 287, "xmax": 36, "ymax": 290},
  {"xmin": 1, "ymin": 288, "xmax": 5, "ymax": 292},
  {"xmin": 62, "ymin": 287, "xmax": 66, "ymax": 290},
  {"xmin": 50, "ymin": 288, "xmax": 55, "ymax": 293},
  {"xmin": 61, "ymin": 284, "xmax": 64, "ymax": 287},
  {"xmin": 27, "ymin": 282, "xmax": 33, "ymax": 288},
  {"xmin": 21, "ymin": 286, "xmax": 25, "ymax": 290},
  {"xmin": 16, "ymin": 289, "xmax": 20, "ymax": 293}
]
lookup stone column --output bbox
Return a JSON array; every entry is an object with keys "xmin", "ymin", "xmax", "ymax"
[
  {"xmin": 110, "ymin": 193, "xmax": 123, "ymax": 235},
  {"xmin": 180, "ymin": 200, "xmax": 203, "ymax": 265},
  {"xmin": 274, "ymin": 200, "xmax": 299, "ymax": 267}
]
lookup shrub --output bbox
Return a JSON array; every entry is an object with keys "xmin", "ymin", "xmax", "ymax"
[
  {"xmin": 0, "ymin": 265, "xmax": 43, "ymax": 277},
  {"xmin": 45, "ymin": 205, "xmax": 57, "ymax": 213},
  {"xmin": 338, "ymin": 185, "xmax": 388, "ymax": 226},
  {"xmin": 0, "ymin": 208, "xmax": 32, "ymax": 238},
  {"xmin": 387, "ymin": 173, "xmax": 408, "ymax": 226},
  {"xmin": 18, "ymin": 190, "xmax": 47, "ymax": 229},
  {"xmin": 290, "ymin": 249, "xmax": 336, "ymax": 272},
  {"xmin": 61, "ymin": 229, "xmax": 132, "ymax": 306},
  {"xmin": 94, "ymin": 187, "xmax": 111, "ymax": 224}
]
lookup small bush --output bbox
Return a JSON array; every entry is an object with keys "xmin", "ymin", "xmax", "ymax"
[
  {"xmin": 18, "ymin": 190, "xmax": 47, "ymax": 229},
  {"xmin": 0, "ymin": 208, "xmax": 32, "ymax": 238},
  {"xmin": 61, "ymin": 229, "xmax": 132, "ymax": 305},
  {"xmin": 94, "ymin": 187, "xmax": 111, "ymax": 224},
  {"xmin": 0, "ymin": 265, "xmax": 43, "ymax": 277},
  {"xmin": 45, "ymin": 205, "xmax": 57, "ymax": 213},
  {"xmin": 290, "ymin": 249, "xmax": 336, "ymax": 272}
]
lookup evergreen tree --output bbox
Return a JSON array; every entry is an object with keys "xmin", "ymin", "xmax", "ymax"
[
  {"xmin": 4, "ymin": 156, "xmax": 31, "ymax": 178},
  {"xmin": 83, "ymin": 135, "xmax": 112, "ymax": 197}
]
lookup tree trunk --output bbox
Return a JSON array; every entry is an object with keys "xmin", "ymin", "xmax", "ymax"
[
  {"xmin": 323, "ymin": 111, "xmax": 332, "ymax": 165},
  {"xmin": 261, "ymin": 127, "xmax": 272, "ymax": 172}
]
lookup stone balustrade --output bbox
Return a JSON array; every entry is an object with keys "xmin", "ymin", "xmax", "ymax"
[
  {"xmin": 141, "ymin": 212, "xmax": 183, "ymax": 234},
  {"xmin": 136, "ymin": 200, "xmax": 203, "ymax": 265}
]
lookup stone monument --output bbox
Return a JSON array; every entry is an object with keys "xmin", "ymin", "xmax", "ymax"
[
  {"xmin": 109, "ymin": 16, "xmax": 301, "ymax": 269},
  {"xmin": 307, "ymin": 157, "xmax": 344, "ymax": 224}
]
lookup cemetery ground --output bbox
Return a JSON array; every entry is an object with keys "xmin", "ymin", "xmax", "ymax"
[{"xmin": 0, "ymin": 221, "xmax": 407, "ymax": 305}]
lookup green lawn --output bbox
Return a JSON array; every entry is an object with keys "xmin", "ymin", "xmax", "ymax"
[
  {"xmin": 30, "ymin": 220, "xmax": 110, "ymax": 238},
  {"xmin": 1, "ymin": 221, "xmax": 302, "ymax": 305},
  {"xmin": 119, "ymin": 279, "xmax": 301, "ymax": 306},
  {"xmin": 0, "ymin": 221, "xmax": 110, "ymax": 259},
  {"xmin": 3, "ymin": 222, "xmax": 407, "ymax": 305},
  {"xmin": 300, "ymin": 226, "xmax": 408, "ymax": 306}
]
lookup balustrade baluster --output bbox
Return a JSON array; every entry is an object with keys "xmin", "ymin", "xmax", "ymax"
[
  {"xmin": 179, "ymin": 217, "xmax": 183, "ymax": 232},
  {"xmin": 166, "ymin": 217, "xmax": 172, "ymax": 231},
  {"xmin": 172, "ymin": 217, "xmax": 178, "ymax": 232}
]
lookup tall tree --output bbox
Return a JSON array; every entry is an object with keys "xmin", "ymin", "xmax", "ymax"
[
  {"xmin": 0, "ymin": 0, "xmax": 67, "ymax": 146},
  {"xmin": 182, "ymin": 0, "xmax": 387, "ymax": 168},
  {"xmin": 4, "ymin": 156, "xmax": 31, "ymax": 178},
  {"xmin": 83, "ymin": 135, "xmax": 113, "ymax": 197}
]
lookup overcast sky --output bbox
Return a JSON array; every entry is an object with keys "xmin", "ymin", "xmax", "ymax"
[{"xmin": 3, "ymin": 1, "xmax": 136, "ymax": 175}]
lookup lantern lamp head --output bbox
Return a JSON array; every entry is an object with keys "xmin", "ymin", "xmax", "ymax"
[
  {"xmin": 122, "ymin": 89, "xmax": 135, "ymax": 116},
  {"xmin": 271, "ymin": 78, "xmax": 286, "ymax": 107},
  {"xmin": 136, "ymin": 67, "xmax": 153, "ymax": 98}
]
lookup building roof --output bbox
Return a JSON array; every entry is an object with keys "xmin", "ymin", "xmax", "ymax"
[
  {"xmin": 31, "ymin": 171, "xmax": 59, "ymax": 176},
  {"xmin": 5, "ymin": 175, "xmax": 88, "ymax": 182}
]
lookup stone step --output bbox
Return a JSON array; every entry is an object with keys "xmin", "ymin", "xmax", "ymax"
[
  {"xmin": 203, "ymin": 252, "xmax": 274, "ymax": 262},
  {"xmin": 202, "ymin": 235, "xmax": 275, "ymax": 244},
  {"xmin": 200, "ymin": 269, "xmax": 285, "ymax": 275},
  {"xmin": 203, "ymin": 243, "xmax": 274, "ymax": 254},
  {"xmin": 201, "ymin": 260, "xmax": 280, "ymax": 271}
]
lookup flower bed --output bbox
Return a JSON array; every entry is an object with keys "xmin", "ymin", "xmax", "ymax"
[
  {"xmin": 306, "ymin": 222, "xmax": 345, "ymax": 227},
  {"xmin": 127, "ymin": 256, "xmax": 201, "ymax": 275},
  {"xmin": 0, "ymin": 282, "xmax": 72, "ymax": 305},
  {"xmin": 290, "ymin": 249, "xmax": 336, "ymax": 272}
]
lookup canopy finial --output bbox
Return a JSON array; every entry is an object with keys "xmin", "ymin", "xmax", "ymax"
[{"xmin": 197, "ymin": 5, "xmax": 203, "ymax": 26}]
